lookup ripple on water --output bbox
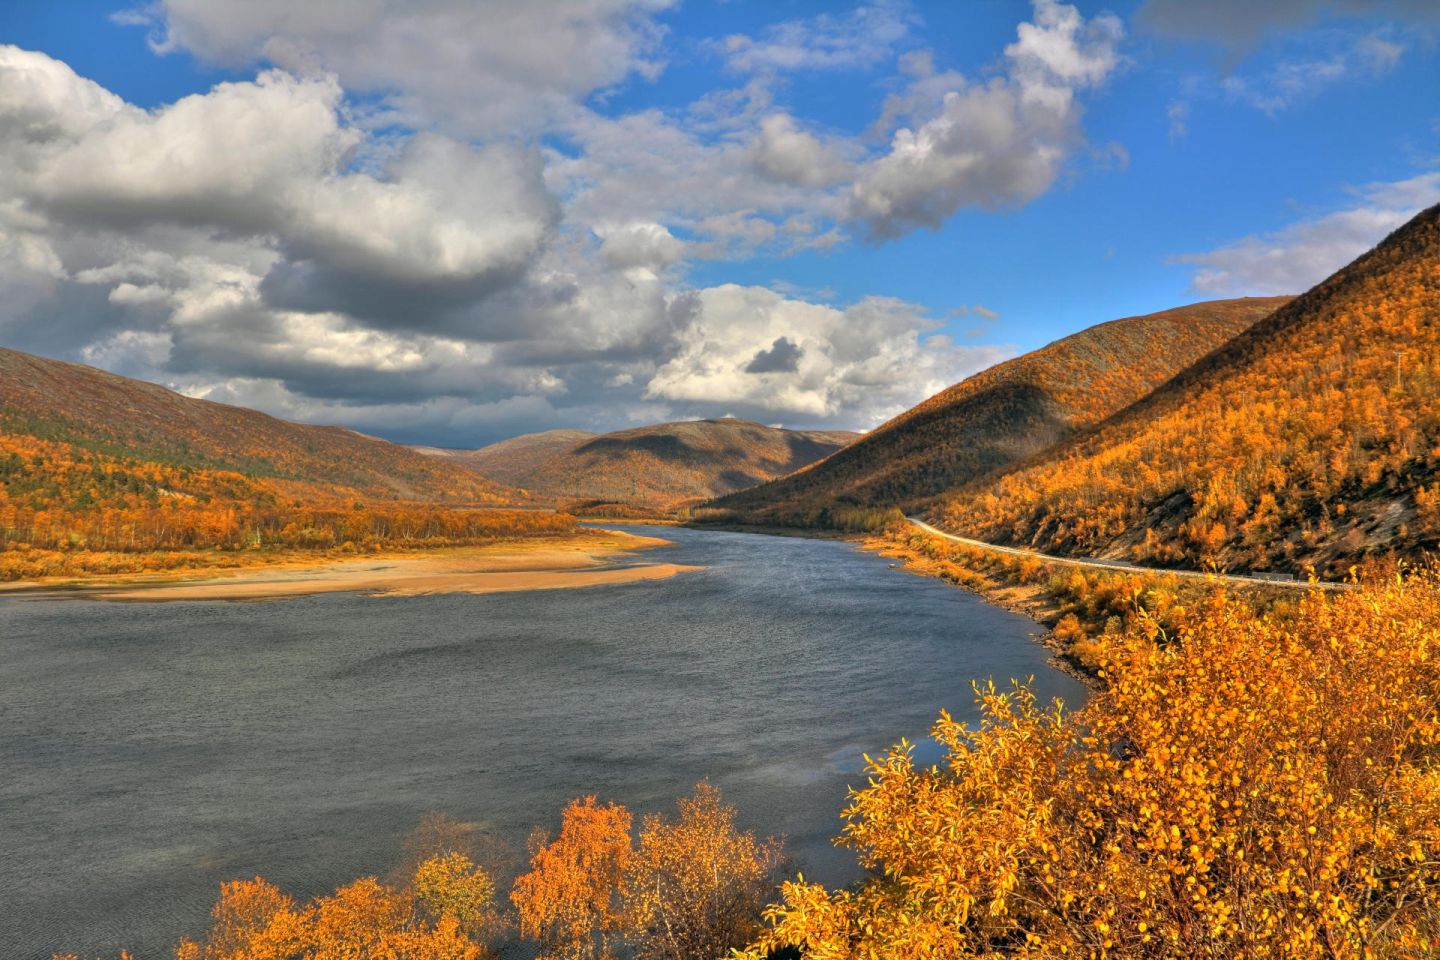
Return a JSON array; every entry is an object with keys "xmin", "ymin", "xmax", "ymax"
[{"xmin": 0, "ymin": 525, "xmax": 1084, "ymax": 960}]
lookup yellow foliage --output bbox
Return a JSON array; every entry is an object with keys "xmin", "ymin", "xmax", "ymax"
[
  {"xmin": 747, "ymin": 568, "xmax": 1440, "ymax": 959},
  {"xmin": 412, "ymin": 852, "xmax": 497, "ymax": 938},
  {"xmin": 624, "ymin": 781, "xmax": 783, "ymax": 960},
  {"xmin": 511, "ymin": 796, "xmax": 634, "ymax": 960},
  {"xmin": 170, "ymin": 871, "xmax": 493, "ymax": 960}
]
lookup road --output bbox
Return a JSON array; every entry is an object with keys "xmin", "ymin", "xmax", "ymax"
[{"xmin": 905, "ymin": 518, "xmax": 1354, "ymax": 592}]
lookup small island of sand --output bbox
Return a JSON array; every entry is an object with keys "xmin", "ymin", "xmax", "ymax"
[{"xmin": 0, "ymin": 528, "xmax": 699, "ymax": 602}]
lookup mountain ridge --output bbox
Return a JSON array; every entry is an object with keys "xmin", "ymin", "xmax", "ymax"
[
  {"xmin": 0, "ymin": 347, "xmax": 513, "ymax": 504},
  {"xmin": 423, "ymin": 418, "xmax": 858, "ymax": 510},
  {"xmin": 705, "ymin": 296, "xmax": 1290, "ymax": 528},
  {"xmin": 933, "ymin": 204, "xmax": 1440, "ymax": 575}
]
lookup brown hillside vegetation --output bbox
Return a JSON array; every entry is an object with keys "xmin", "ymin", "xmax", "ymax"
[
  {"xmin": 427, "ymin": 429, "xmax": 598, "ymax": 486},
  {"xmin": 935, "ymin": 203, "xmax": 1440, "ymax": 576},
  {"xmin": 0, "ymin": 348, "xmax": 512, "ymax": 504},
  {"xmin": 704, "ymin": 297, "xmax": 1287, "ymax": 529},
  {"xmin": 0, "ymin": 349, "xmax": 580, "ymax": 580},
  {"xmin": 442, "ymin": 418, "xmax": 857, "ymax": 511}
]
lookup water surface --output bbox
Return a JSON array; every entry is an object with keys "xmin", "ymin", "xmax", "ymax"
[{"xmin": 1, "ymin": 525, "xmax": 1084, "ymax": 958}]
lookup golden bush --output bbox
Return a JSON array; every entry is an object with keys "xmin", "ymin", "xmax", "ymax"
[{"xmin": 748, "ymin": 569, "xmax": 1440, "ymax": 959}]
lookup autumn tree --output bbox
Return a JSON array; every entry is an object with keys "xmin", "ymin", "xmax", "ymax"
[
  {"xmin": 412, "ymin": 852, "xmax": 497, "ymax": 940},
  {"xmin": 172, "ymin": 859, "xmax": 494, "ymax": 960},
  {"xmin": 624, "ymin": 781, "xmax": 783, "ymax": 960},
  {"xmin": 747, "ymin": 569, "xmax": 1440, "ymax": 959},
  {"xmin": 511, "ymin": 796, "xmax": 634, "ymax": 960}
]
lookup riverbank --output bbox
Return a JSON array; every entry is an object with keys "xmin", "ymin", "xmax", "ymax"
[
  {"xmin": 0, "ymin": 528, "xmax": 696, "ymax": 601},
  {"xmin": 862, "ymin": 523, "xmax": 1311, "ymax": 686}
]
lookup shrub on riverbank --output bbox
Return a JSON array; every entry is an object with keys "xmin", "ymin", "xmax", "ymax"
[
  {"xmin": 52, "ymin": 784, "xmax": 781, "ymax": 960},
  {"xmin": 746, "ymin": 568, "xmax": 1440, "ymax": 959}
]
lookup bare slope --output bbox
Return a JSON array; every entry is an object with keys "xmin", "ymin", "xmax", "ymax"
[{"xmin": 708, "ymin": 297, "xmax": 1288, "ymax": 527}]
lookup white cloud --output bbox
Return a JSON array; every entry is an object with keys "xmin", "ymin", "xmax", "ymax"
[
  {"xmin": 849, "ymin": 0, "xmax": 1123, "ymax": 238},
  {"xmin": 1166, "ymin": 99, "xmax": 1189, "ymax": 141},
  {"xmin": 16, "ymin": 67, "xmax": 557, "ymax": 294},
  {"xmin": 0, "ymin": 0, "xmax": 1124, "ymax": 444},
  {"xmin": 125, "ymin": 0, "xmax": 675, "ymax": 136},
  {"xmin": 1218, "ymin": 29, "xmax": 1406, "ymax": 114},
  {"xmin": 594, "ymin": 220, "xmax": 685, "ymax": 276},
  {"xmin": 718, "ymin": 1, "xmax": 916, "ymax": 74},
  {"xmin": 1172, "ymin": 171, "xmax": 1440, "ymax": 296},
  {"xmin": 645, "ymin": 285, "xmax": 1008, "ymax": 424},
  {"xmin": 749, "ymin": 114, "xmax": 852, "ymax": 187}
]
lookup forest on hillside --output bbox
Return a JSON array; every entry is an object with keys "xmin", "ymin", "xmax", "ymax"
[
  {"xmin": 705, "ymin": 298, "xmax": 1286, "ymax": 530},
  {"xmin": 0, "ymin": 421, "xmax": 570, "ymax": 581},
  {"xmin": 937, "ymin": 206, "xmax": 1440, "ymax": 576}
]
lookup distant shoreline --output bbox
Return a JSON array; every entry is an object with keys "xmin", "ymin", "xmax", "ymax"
[{"xmin": 0, "ymin": 528, "xmax": 698, "ymax": 602}]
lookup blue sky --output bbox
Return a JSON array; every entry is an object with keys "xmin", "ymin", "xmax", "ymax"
[{"xmin": 0, "ymin": 1, "xmax": 1436, "ymax": 444}]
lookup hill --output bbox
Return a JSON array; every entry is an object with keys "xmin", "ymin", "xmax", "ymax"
[
  {"xmin": 705, "ymin": 297, "xmax": 1288, "ymax": 529},
  {"xmin": 428, "ymin": 429, "xmax": 599, "ymax": 486},
  {"xmin": 932, "ymin": 203, "xmax": 1440, "ymax": 576},
  {"xmin": 433, "ymin": 419, "xmax": 857, "ymax": 510},
  {"xmin": 0, "ymin": 347, "xmax": 511, "ymax": 505},
  {"xmin": 0, "ymin": 349, "xmax": 572, "ymax": 579}
]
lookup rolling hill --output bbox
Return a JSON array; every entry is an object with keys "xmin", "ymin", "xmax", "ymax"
[
  {"xmin": 933, "ymin": 203, "xmax": 1440, "ymax": 576},
  {"xmin": 705, "ymin": 296, "xmax": 1288, "ymax": 528},
  {"xmin": 431, "ymin": 419, "xmax": 857, "ymax": 510},
  {"xmin": 0, "ymin": 349, "xmax": 581, "ymax": 578},
  {"xmin": 0, "ymin": 347, "xmax": 511, "ymax": 505},
  {"xmin": 416, "ymin": 429, "xmax": 599, "ymax": 486}
]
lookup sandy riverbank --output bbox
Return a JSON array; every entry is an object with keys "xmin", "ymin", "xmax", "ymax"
[{"xmin": 0, "ymin": 528, "xmax": 699, "ymax": 602}]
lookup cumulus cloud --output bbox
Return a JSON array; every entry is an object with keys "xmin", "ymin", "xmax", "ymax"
[
  {"xmin": 848, "ymin": 0, "xmax": 1124, "ymax": 238},
  {"xmin": 594, "ymin": 220, "xmax": 685, "ymax": 276},
  {"xmin": 122, "ymin": 0, "xmax": 675, "ymax": 136},
  {"xmin": 646, "ymin": 285, "xmax": 1008, "ymax": 424},
  {"xmin": 1, "ymin": 0, "xmax": 1135, "ymax": 445},
  {"xmin": 749, "ymin": 114, "xmax": 851, "ymax": 188},
  {"xmin": 1171, "ymin": 171, "xmax": 1440, "ymax": 296},
  {"xmin": 0, "ymin": 43, "xmax": 1012, "ymax": 443}
]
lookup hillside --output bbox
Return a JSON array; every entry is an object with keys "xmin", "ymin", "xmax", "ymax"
[
  {"xmin": 429, "ymin": 429, "xmax": 598, "ymax": 486},
  {"xmin": 0, "ymin": 347, "xmax": 511, "ymax": 505},
  {"xmin": 933, "ymin": 203, "xmax": 1440, "ymax": 576},
  {"xmin": 0, "ymin": 349, "xmax": 575, "ymax": 579},
  {"xmin": 435, "ymin": 419, "xmax": 857, "ymax": 510},
  {"xmin": 706, "ymin": 297, "xmax": 1288, "ymax": 528}
]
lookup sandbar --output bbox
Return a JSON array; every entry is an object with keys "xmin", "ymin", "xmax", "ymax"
[{"xmin": 0, "ymin": 528, "xmax": 700, "ymax": 602}]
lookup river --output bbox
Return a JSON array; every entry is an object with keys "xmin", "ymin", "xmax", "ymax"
[{"xmin": 1, "ymin": 525, "xmax": 1084, "ymax": 958}]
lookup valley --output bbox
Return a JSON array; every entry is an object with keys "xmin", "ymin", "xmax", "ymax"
[{"xmin": 6, "ymin": 7, "xmax": 1440, "ymax": 955}]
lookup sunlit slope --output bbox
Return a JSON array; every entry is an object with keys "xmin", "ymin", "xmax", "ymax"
[
  {"xmin": 709, "ymin": 297, "xmax": 1287, "ymax": 527},
  {"xmin": 0, "ymin": 347, "xmax": 512, "ymax": 504},
  {"xmin": 935, "ymin": 203, "xmax": 1440, "ymax": 576},
  {"xmin": 472, "ymin": 418, "xmax": 858, "ymax": 509},
  {"xmin": 436, "ymin": 429, "xmax": 598, "ymax": 486}
]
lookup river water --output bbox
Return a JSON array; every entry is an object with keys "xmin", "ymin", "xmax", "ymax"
[{"xmin": 1, "ymin": 525, "xmax": 1084, "ymax": 958}]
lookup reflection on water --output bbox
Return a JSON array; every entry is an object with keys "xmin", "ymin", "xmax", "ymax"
[{"xmin": 0, "ymin": 525, "xmax": 1083, "ymax": 959}]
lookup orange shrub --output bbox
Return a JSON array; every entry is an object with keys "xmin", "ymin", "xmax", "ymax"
[{"xmin": 747, "ymin": 569, "xmax": 1440, "ymax": 959}]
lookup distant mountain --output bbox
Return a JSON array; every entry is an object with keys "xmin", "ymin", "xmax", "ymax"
[
  {"xmin": 707, "ymin": 297, "xmax": 1288, "ymax": 528},
  {"xmin": 0, "ymin": 348, "xmax": 512, "ymax": 505},
  {"xmin": 933, "ymin": 204, "xmax": 1440, "ymax": 576},
  {"xmin": 429, "ymin": 419, "xmax": 857, "ymax": 510},
  {"xmin": 420, "ymin": 429, "xmax": 599, "ymax": 487}
]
